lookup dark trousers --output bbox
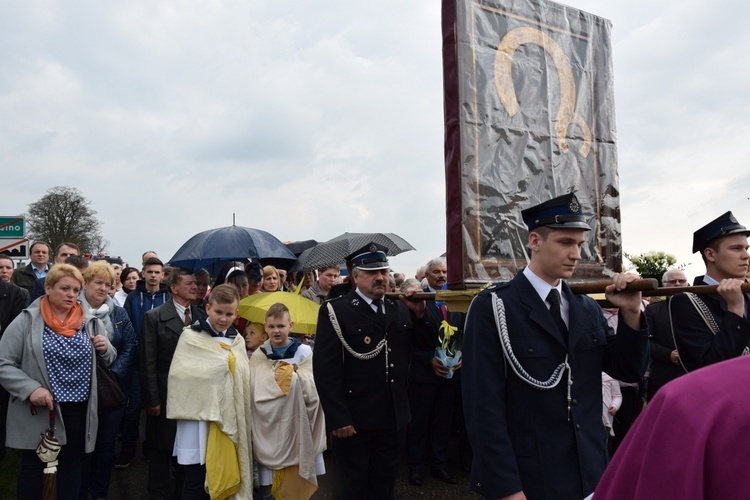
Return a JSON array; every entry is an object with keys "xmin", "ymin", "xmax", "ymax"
[
  {"xmin": 0, "ymin": 386, "xmax": 8, "ymax": 461},
  {"xmin": 17, "ymin": 402, "xmax": 87, "ymax": 500},
  {"xmin": 146, "ymin": 448, "xmax": 184, "ymax": 500},
  {"xmin": 406, "ymin": 380, "xmax": 455, "ymax": 470},
  {"xmin": 120, "ymin": 370, "xmax": 141, "ymax": 454},
  {"xmin": 612, "ymin": 386, "xmax": 639, "ymax": 453},
  {"xmin": 331, "ymin": 428, "xmax": 405, "ymax": 500},
  {"xmin": 144, "ymin": 412, "xmax": 181, "ymax": 500},
  {"xmin": 180, "ymin": 463, "xmax": 210, "ymax": 500},
  {"xmin": 80, "ymin": 406, "xmax": 125, "ymax": 499}
]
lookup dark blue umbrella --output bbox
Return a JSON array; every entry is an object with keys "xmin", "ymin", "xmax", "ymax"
[{"xmin": 168, "ymin": 225, "xmax": 297, "ymax": 275}]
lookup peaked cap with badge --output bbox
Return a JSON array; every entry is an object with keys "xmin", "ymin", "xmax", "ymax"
[
  {"xmin": 521, "ymin": 193, "xmax": 591, "ymax": 232},
  {"xmin": 346, "ymin": 242, "xmax": 390, "ymax": 270},
  {"xmin": 692, "ymin": 211, "xmax": 750, "ymax": 254}
]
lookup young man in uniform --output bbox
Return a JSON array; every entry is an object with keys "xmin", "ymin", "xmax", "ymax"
[
  {"xmin": 462, "ymin": 193, "xmax": 649, "ymax": 500},
  {"xmin": 670, "ymin": 211, "xmax": 750, "ymax": 371}
]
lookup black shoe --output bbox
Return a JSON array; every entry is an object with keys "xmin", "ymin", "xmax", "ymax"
[
  {"xmin": 114, "ymin": 449, "xmax": 135, "ymax": 469},
  {"xmin": 408, "ymin": 470, "xmax": 423, "ymax": 486},
  {"xmin": 431, "ymin": 467, "xmax": 457, "ymax": 484}
]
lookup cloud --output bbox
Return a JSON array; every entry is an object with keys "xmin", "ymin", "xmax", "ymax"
[{"xmin": 2, "ymin": 0, "xmax": 748, "ymax": 282}]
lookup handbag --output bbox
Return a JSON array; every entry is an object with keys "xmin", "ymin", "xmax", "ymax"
[{"xmin": 96, "ymin": 359, "xmax": 126, "ymax": 413}]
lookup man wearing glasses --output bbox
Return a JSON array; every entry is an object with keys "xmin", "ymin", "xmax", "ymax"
[{"xmin": 644, "ymin": 268, "xmax": 689, "ymax": 400}]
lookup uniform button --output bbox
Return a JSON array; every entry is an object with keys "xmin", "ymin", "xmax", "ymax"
[
  {"xmin": 389, "ymin": 363, "xmax": 394, "ymax": 368},
  {"xmin": 390, "ymin": 379, "xmax": 395, "ymax": 383},
  {"xmin": 388, "ymin": 348, "xmax": 392, "ymax": 353},
  {"xmin": 576, "ymin": 424, "xmax": 581, "ymax": 430},
  {"xmin": 571, "ymin": 399, "xmax": 577, "ymax": 405},
  {"xmin": 592, "ymin": 338, "xmax": 598, "ymax": 344},
  {"xmin": 527, "ymin": 347, "xmax": 534, "ymax": 354}
]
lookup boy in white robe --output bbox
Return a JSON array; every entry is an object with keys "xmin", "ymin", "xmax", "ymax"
[
  {"xmin": 249, "ymin": 303, "xmax": 326, "ymax": 500},
  {"xmin": 167, "ymin": 285, "xmax": 253, "ymax": 499}
]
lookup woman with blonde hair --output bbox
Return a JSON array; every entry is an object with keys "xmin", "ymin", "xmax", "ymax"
[
  {"xmin": 262, "ymin": 265, "xmax": 281, "ymax": 293},
  {"xmin": 0, "ymin": 264, "xmax": 116, "ymax": 499},
  {"xmin": 78, "ymin": 261, "xmax": 137, "ymax": 500}
]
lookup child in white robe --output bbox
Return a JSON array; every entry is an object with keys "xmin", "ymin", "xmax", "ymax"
[
  {"xmin": 249, "ymin": 303, "xmax": 326, "ymax": 500},
  {"xmin": 167, "ymin": 285, "xmax": 253, "ymax": 499}
]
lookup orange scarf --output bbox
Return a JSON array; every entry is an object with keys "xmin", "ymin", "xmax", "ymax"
[{"xmin": 40, "ymin": 296, "xmax": 85, "ymax": 338}]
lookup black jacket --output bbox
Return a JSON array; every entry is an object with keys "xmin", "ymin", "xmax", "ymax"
[
  {"xmin": 670, "ymin": 276, "xmax": 750, "ymax": 371},
  {"xmin": 645, "ymin": 299, "xmax": 686, "ymax": 386},
  {"xmin": 0, "ymin": 281, "xmax": 27, "ymax": 337},
  {"xmin": 313, "ymin": 290, "xmax": 434, "ymax": 432},
  {"xmin": 462, "ymin": 272, "xmax": 649, "ymax": 500}
]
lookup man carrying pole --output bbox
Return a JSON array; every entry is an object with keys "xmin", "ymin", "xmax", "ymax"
[
  {"xmin": 670, "ymin": 211, "xmax": 750, "ymax": 372},
  {"xmin": 462, "ymin": 193, "xmax": 649, "ymax": 500}
]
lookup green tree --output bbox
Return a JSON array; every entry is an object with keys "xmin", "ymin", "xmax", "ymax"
[
  {"xmin": 26, "ymin": 186, "xmax": 106, "ymax": 255},
  {"xmin": 625, "ymin": 251, "xmax": 677, "ymax": 281}
]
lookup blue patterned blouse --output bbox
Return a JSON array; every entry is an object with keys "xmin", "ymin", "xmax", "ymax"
[{"xmin": 42, "ymin": 323, "xmax": 93, "ymax": 403}]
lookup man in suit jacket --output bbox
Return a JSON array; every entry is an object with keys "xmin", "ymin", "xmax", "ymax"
[
  {"xmin": 11, "ymin": 241, "xmax": 50, "ymax": 293},
  {"xmin": 670, "ymin": 211, "xmax": 750, "ymax": 372},
  {"xmin": 139, "ymin": 267, "xmax": 204, "ymax": 500},
  {"xmin": 462, "ymin": 194, "xmax": 649, "ymax": 500},
  {"xmin": 406, "ymin": 257, "xmax": 461, "ymax": 485},
  {"xmin": 644, "ymin": 268, "xmax": 689, "ymax": 400},
  {"xmin": 313, "ymin": 243, "xmax": 432, "ymax": 500}
]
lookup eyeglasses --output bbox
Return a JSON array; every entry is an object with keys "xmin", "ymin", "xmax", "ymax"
[{"xmin": 665, "ymin": 279, "xmax": 688, "ymax": 286}]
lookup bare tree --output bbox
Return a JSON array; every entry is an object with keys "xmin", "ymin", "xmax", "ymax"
[{"xmin": 26, "ymin": 186, "xmax": 106, "ymax": 255}]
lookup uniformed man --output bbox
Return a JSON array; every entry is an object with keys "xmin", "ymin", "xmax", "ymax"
[
  {"xmin": 670, "ymin": 211, "xmax": 750, "ymax": 371},
  {"xmin": 313, "ymin": 242, "xmax": 432, "ymax": 500},
  {"xmin": 462, "ymin": 193, "xmax": 649, "ymax": 500}
]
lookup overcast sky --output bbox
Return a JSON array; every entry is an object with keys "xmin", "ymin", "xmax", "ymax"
[{"xmin": 2, "ymin": 0, "xmax": 748, "ymax": 281}]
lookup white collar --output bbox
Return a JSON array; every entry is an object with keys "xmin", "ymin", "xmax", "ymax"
[{"xmin": 523, "ymin": 267, "xmax": 563, "ymax": 304}]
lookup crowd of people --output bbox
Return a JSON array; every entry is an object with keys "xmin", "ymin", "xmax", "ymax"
[{"xmin": 1, "ymin": 198, "xmax": 749, "ymax": 500}]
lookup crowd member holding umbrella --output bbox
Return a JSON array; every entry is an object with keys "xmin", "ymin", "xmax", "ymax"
[
  {"xmin": 0, "ymin": 264, "xmax": 116, "ymax": 499},
  {"xmin": 113, "ymin": 266, "xmax": 140, "ymax": 307},
  {"xmin": 78, "ymin": 261, "xmax": 137, "ymax": 500}
]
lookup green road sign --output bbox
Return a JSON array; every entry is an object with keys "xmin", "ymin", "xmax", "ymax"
[{"xmin": 0, "ymin": 217, "xmax": 25, "ymax": 239}]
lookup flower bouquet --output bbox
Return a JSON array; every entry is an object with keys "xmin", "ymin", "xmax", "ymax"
[{"xmin": 435, "ymin": 320, "xmax": 463, "ymax": 379}]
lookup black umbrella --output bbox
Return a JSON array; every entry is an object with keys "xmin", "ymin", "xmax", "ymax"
[
  {"xmin": 168, "ymin": 225, "xmax": 297, "ymax": 275},
  {"xmin": 285, "ymin": 240, "xmax": 318, "ymax": 257},
  {"xmin": 290, "ymin": 232, "xmax": 415, "ymax": 272}
]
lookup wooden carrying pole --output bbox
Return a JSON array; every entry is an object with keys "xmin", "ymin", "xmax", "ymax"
[{"xmin": 385, "ymin": 279, "xmax": 750, "ymax": 312}]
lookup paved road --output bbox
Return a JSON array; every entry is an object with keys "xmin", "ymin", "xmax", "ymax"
[{"xmin": 108, "ymin": 439, "xmax": 482, "ymax": 499}]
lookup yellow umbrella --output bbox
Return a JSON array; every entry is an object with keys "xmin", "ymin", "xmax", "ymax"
[{"xmin": 238, "ymin": 291, "xmax": 320, "ymax": 335}]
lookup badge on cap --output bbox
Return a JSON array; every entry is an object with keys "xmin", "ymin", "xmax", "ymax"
[{"xmin": 568, "ymin": 195, "xmax": 580, "ymax": 214}]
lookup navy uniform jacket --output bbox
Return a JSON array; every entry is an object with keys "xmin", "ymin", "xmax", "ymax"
[
  {"xmin": 671, "ymin": 276, "xmax": 750, "ymax": 371},
  {"xmin": 462, "ymin": 272, "xmax": 649, "ymax": 500},
  {"xmin": 313, "ymin": 290, "xmax": 434, "ymax": 431}
]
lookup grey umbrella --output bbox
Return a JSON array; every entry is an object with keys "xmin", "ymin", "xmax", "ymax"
[{"xmin": 290, "ymin": 232, "xmax": 415, "ymax": 272}]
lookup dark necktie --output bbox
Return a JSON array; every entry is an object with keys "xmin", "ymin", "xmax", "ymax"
[
  {"xmin": 546, "ymin": 289, "xmax": 568, "ymax": 342},
  {"xmin": 372, "ymin": 299, "xmax": 384, "ymax": 317},
  {"xmin": 184, "ymin": 307, "xmax": 192, "ymax": 327}
]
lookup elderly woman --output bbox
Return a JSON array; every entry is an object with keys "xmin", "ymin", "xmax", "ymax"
[
  {"xmin": 0, "ymin": 264, "xmax": 116, "ymax": 499},
  {"xmin": 261, "ymin": 265, "xmax": 280, "ymax": 292},
  {"xmin": 79, "ymin": 261, "xmax": 137, "ymax": 500}
]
